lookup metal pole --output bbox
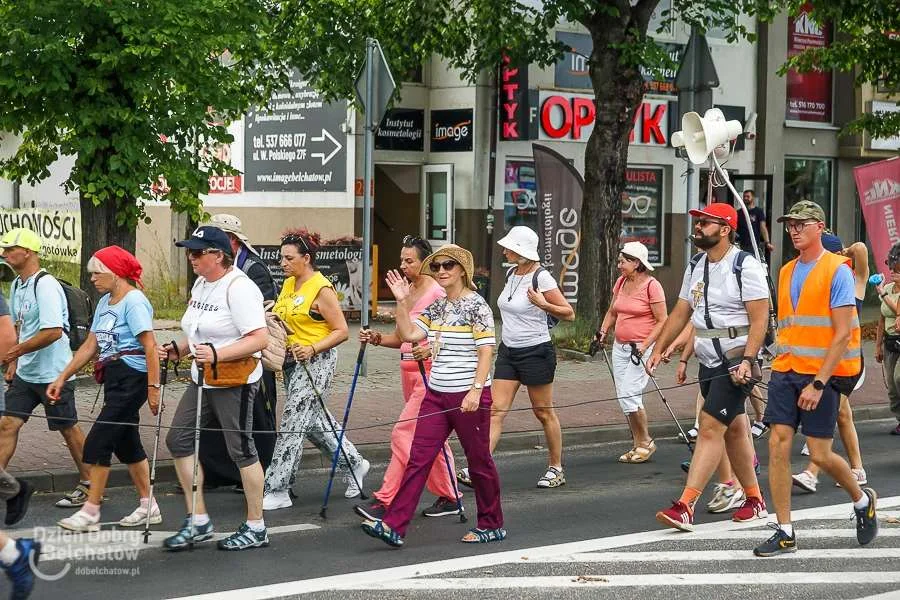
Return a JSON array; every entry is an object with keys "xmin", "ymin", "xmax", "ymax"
[
  {"xmin": 683, "ymin": 163, "xmax": 694, "ymax": 270},
  {"xmin": 361, "ymin": 38, "xmax": 376, "ymax": 376}
]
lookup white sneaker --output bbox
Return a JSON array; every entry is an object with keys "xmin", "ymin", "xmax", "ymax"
[
  {"xmin": 792, "ymin": 470, "xmax": 818, "ymax": 493},
  {"xmin": 263, "ymin": 490, "xmax": 292, "ymax": 511},
  {"xmin": 707, "ymin": 483, "xmax": 746, "ymax": 513},
  {"xmin": 679, "ymin": 428, "xmax": 699, "ymax": 442},
  {"xmin": 118, "ymin": 502, "xmax": 162, "ymax": 527},
  {"xmin": 344, "ymin": 459, "xmax": 370, "ymax": 499},
  {"xmin": 836, "ymin": 468, "xmax": 868, "ymax": 488},
  {"xmin": 801, "ymin": 443, "xmax": 810, "ymax": 456},
  {"xmin": 58, "ymin": 509, "xmax": 101, "ymax": 533}
]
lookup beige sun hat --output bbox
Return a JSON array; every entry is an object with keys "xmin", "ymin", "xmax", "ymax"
[
  {"xmin": 208, "ymin": 213, "xmax": 255, "ymax": 253},
  {"xmin": 419, "ymin": 244, "xmax": 477, "ymax": 290}
]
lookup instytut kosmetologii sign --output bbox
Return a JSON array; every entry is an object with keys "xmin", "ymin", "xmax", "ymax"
[
  {"xmin": 244, "ymin": 71, "xmax": 347, "ymax": 192},
  {"xmin": 254, "ymin": 245, "xmax": 286, "ymax": 292},
  {"xmin": 255, "ymin": 244, "xmax": 366, "ymax": 311},
  {"xmin": 375, "ymin": 108, "xmax": 425, "ymax": 151},
  {"xmin": 0, "ymin": 209, "xmax": 81, "ymax": 264}
]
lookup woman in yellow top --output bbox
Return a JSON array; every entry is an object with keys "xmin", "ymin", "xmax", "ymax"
[{"xmin": 262, "ymin": 231, "xmax": 369, "ymax": 511}]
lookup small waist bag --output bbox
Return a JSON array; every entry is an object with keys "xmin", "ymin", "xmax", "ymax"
[
  {"xmin": 93, "ymin": 349, "xmax": 146, "ymax": 384},
  {"xmin": 198, "ymin": 343, "xmax": 259, "ymax": 387}
]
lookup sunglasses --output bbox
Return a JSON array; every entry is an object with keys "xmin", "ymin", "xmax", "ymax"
[
  {"xmin": 281, "ymin": 233, "xmax": 312, "ymax": 254},
  {"xmin": 186, "ymin": 248, "xmax": 220, "ymax": 258},
  {"xmin": 402, "ymin": 234, "xmax": 423, "ymax": 245},
  {"xmin": 428, "ymin": 260, "xmax": 459, "ymax": 273}
]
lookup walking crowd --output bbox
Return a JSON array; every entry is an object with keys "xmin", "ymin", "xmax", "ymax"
[{"xmin": 0, "ymin": 197, "xmax": 893, "ymax": 596}]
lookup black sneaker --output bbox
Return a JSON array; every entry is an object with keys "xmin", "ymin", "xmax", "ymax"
[
  {"xmin": 354, "ymin": 500, "xmax": 387, "ymax": 521},
  {"xmin": 753, "ymin": 524, "xmax": 797, "ymax": 557},
  {"xmin": 5, "ymin": 479, "xmax": 34, "ymax": 526},
  {"xmin": 422, "ymin": 497, "xmax": 463, "ymax": 517},
  {"xmin": 855, "ymin": 487, "xmax": 878, "ymax": 546}
]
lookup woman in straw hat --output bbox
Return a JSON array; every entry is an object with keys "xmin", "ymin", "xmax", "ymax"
[
  {"xmin": 47, "ymin": 246, "xmax": 162, "ymax": 532},
  {"xmin": 596, "ymin": 241, "xmax": 667, "ymax": 463},
  {"xmin": 457, "ymin": 226, "xmax": 573, "ymax": 490},
  {"xmin": 361, "ymin": 244, "xmax": 505, "ymax": 547}
]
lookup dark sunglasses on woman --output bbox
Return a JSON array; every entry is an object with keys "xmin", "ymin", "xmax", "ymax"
[{"xmin": 429, "ymin": 260, "xmax": 458, "ymax": 273}]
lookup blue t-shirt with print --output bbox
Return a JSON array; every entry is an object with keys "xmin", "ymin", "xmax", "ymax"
[
  {"xmin": 91, "ymin": 290, "xmax": 154, "ymax": 373},
  {"xmin": 10, "ymin": 271, "xmax": 72, "ymax": 383},
  {"xmin": 790, "ymin": 261, "xmax": 856, "ymax": 311}
]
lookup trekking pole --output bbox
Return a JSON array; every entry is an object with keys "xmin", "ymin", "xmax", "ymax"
[
  {"xmin": 188, "ymin": 361, "xmax": 205, "ymax": 551},
  {"xmin": 627, "ymin": 343, "xmax": 694, "ymax": 454},
  {"xmin": 417, "ymin": 360, "xmax": 467, "ymax": 523},
  {"xmin": 143, "ymin": 351, "xmax": 171, "ymax": 544},
  {"xmin": 319, "ymin": 338, "xmax": 369, "ymax": 519}
]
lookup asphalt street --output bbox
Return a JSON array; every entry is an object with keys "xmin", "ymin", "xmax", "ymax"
[{"xmin": 10, "ymin": 418, "xmax": 900, "ymax": 599}]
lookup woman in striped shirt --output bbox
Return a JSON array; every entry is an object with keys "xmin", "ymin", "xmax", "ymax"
[{"xmin": 360, "ymin": 244, "xmax": 505, "ymax": 547}]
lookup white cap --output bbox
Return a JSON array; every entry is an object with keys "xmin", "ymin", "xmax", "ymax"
[
  {"xmin": 620, "ymin": 241, "xmax": 654, "ymax": 271},
  {"xmin": 496, "ymin": 226, "xmax": 540, "ymax": 262}
]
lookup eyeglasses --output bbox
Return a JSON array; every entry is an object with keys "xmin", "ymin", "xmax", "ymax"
[
  {"xmin": 783, "ymin": 221, "xmax": 817, "ymax": 234},
  {"xmin": 621, "ymin": 194, "xmax": 652, "ymax": 215},
  {"xmin": 696, "ymin": 218, "xmax": 727, "ymax": 228},
  {"xmin": 186, "ymin": 248, "xmax": 220, "ymax": 258},
  {"xmin": 428, "ymin": 260, "xmax": 459, "ymax": 273}
]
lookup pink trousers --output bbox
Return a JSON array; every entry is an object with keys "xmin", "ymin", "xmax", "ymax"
[{"xmin": 372, "ymin": 361, "xmax": 459, "ymax": 505}]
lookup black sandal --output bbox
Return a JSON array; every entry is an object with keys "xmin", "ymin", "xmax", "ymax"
[{"xmin": 461, "ymin": 527, "xmax": 507, "ymax": 543}]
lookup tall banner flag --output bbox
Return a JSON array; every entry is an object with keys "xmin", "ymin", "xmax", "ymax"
[
  {"xmin": 855, "ymin": 157, "xmax": 900, "ymax": 272},
  {"xmin": 532, "ymin": 144, "xmax": 583, "ymax": 304}
]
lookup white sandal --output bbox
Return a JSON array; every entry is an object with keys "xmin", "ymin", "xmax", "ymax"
[{"xmin": 536, "ymin": 466, "xmax": 566, "ymax": 488}]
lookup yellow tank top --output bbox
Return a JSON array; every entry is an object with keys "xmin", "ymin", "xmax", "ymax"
[{"xmin": 273, "ymin": 271, "xmax": 334, "ymax": 346}]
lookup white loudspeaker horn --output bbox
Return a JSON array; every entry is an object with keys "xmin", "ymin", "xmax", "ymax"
[{"xmin": 680, "ymin": 109, "xmax": 743, "ymax": 165}]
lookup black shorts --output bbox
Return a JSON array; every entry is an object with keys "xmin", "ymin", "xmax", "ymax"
[
  {"xmin": 83, "ymin": 361, "xmax": 148, "ymax": 466},
  {"xmin": 493, "ymin": 341, "xmax": 556, "ymax": 386},
  {"xmin": 764, "ymin": 370, "xmax": 840, "ymax": 439},
  {"xmin": 4, "ymin": 375, "xmax": 77, "ymax": 431},
  {"xmin": 699, "ymin": 363, "xmax": 748, "ymax": 426}
]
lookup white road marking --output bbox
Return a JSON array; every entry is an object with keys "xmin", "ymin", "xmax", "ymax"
[
  {"xmin": 527, "ymin": 548, "xmax": 900, "ymax": 563},
  {"xmin": 168, "ymin": 496, "xmax": 900, "ymax": 600},
  {"xmin": 687, "ymin": 527, "xmax": 900, "ymax": 540}
]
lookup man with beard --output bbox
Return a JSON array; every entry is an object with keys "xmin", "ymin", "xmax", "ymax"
[{"xmin": 646, "ymin": 203, "xmax": 770, "ymax": 531}]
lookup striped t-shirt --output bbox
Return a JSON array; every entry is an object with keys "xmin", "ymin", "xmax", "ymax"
[{"xmin": 416, "ymin": 292, "xmax": 495, "ymax": 393}]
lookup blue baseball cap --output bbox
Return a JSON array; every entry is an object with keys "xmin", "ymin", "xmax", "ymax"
[
  {"xmin": 175, "ymin": 226, "xmax": 233, "ymax": 257},
  {"xmin": 822, "ymin": 232, "xmax": 843, "ymax": 253}
]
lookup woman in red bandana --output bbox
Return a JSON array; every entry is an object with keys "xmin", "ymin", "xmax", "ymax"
[{"xmin": 47, "ymin": 246, "xmax": 162, "ymax": 532}]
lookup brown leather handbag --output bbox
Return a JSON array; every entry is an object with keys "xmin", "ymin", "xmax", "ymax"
[{"xmin": 198, "ymin": 343, "xmax": 259, "ymax": 387}]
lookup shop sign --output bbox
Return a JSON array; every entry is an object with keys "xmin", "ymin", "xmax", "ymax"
[
  {"xmin": 499, "ymin": 56, "xmax": 529, "ymax": 140},
  {"xmin": 538, "ymin": 91, "xmax": 670, "ymax": 146},
  {"xmin": 786, "ymin": 3, "xmax": 832, "ymax": 122},
  {"xmin": 621, "ymin": 167, "xmax": 664, "ymax": 265},
  {"xmin": 430, "ymin": 109, "xmax": 473, "ymax": 152},
  {"xmin": 375, "ymin": 108, "xmax": 425, "ymax": 151}
]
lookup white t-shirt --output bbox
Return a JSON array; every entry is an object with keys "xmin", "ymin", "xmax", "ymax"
[
  {"xmin": 498, "ymin": 267, "xmax": 558, "ymax": 348},
  {"xmin": 678, "ymin": 246, "xmax": 768, "ymax": 368},
  {"xmin": 181, "ymin": 268, "xmax": 266, "ymax": 387}
]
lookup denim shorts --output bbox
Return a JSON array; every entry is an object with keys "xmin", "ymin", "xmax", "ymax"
[{"xmin": 764, "ymin": 370, "xmax": 840, "ymax": 439}]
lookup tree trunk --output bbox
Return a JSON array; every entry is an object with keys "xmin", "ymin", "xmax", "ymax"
[
  {"xmin": 576, "ymin": 23, "xmax": 650, "ymax": 329},
  {"xmin": 79, "ymin": 193, "xmax": 137, "ymax": 302}
]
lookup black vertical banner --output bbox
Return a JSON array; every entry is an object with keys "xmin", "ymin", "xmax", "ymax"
[{"xmin": 532, "ymin": 144, "xmax": 584, "ymax": 305}]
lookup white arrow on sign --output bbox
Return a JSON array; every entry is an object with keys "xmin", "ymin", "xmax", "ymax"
[{"xmin": 311, "ymin": 128, "xmax": 343, "ymax": 166}]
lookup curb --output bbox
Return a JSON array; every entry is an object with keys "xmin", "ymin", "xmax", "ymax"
[{"xmin": 15, "ymin": 406, "xmax": 898, "ymax": 494}]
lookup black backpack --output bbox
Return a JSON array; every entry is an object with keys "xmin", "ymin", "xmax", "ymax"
[
  {"xmin": 18, "ymin": 271, "xmax": 95, "ymax": 351},
  {"xmin": 504, "ymin": 266, "xmax": 560, "ymax": 329}
]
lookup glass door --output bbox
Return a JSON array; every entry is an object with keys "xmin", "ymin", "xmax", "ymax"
[{"xmin": 421, "ymin": 164, "xmax": 453, "ymax": 249}]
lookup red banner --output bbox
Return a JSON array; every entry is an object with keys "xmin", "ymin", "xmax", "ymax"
[
  {"xmin": 855, "ymin": 157, "xmax": 900, "ymax": 272},
  {"xmin": 786, "ymin": 3, "xmax": 832, "ymax": 122}
]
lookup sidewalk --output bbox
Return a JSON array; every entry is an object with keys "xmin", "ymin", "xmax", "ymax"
[{"xmin": 9, "ymin": 322, "xmax": 896, "ymax": 492}]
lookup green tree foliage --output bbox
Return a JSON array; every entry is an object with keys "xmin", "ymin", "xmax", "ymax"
[{"xmin": 777, "ymin": 0, "xmax": 900, "ymax": 138}]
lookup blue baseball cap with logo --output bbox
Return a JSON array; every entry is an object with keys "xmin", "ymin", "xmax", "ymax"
[{"xmin": 175, "ymin": 226, "xmax": 233, "ymax": 257}]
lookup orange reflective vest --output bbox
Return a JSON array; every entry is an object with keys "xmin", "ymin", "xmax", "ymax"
[{"xmin": 772, "ymin": 252, "xmax": 861, "ymax": 376}]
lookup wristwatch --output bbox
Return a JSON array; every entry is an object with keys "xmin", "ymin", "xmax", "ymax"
[
  {"xmin": 472, "ymin": 382, "xmax": 483, "ymax": 390},
  {"xmin": 148, "ymin": 383, "xmax": 161, "ymax": 389},
  {"xmin": 812, "ymin": 379, "xmax": 826, "ymax": 391}
]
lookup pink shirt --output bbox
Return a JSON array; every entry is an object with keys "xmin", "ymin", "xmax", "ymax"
[
  {"xmin": 612, "ymin": 275, "xmax": 665, "ymax": 343},
  {"xmin": 400, "ymin": 279, "xmax": 445, "ymax": 361}
]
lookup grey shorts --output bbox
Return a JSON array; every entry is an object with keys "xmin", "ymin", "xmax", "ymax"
[
  {"xmin": 3, "ymin": 375, "xmax": 77, "ymax": 431},
  {"xmin": 166, "ymin": 382, "xmax": 259, "ymax": 468}
]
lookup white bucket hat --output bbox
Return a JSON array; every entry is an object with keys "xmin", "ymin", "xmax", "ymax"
[
  {"xmin": 497, "ymin": 226, "xmax": 540, "ymax": 262},
  {"xmin": 620, "ymin": 241, "xmax": 654, "ymax": 271},
  {"xmin": 208, "ymin": 213, "xmax": 256, "ymax": 254}
]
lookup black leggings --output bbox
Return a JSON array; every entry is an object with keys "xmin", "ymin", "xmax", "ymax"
[{"xmin": 82, "ymin": 361, "xmax": 149, "ymax": 467}]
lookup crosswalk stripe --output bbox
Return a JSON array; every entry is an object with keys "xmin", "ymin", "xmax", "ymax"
[
  {"xmin": 687, "ymin": 528, "xmax": 900, "ymax": 540},
  {"xmin": 339, "ymin": 572, "xmax": 900, "ymax": 590},
  {"xmin": 527, "ymin": 548, "xmax": 900, "ymax": 562}
]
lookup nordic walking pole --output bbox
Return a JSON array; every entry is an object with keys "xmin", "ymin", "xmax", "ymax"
[
  {"xmin": 417, "ymin": 359, "xmax": 467, "ymax": 523},
  {"xmin": 628, "ymin": 344, "xmax": 694, "ymax": 454},
  {"xmin": 143, "ymin": 350, "xmax": 172, "ymax": 544},
  {"xmin": 320, "ymin": 338, "xmax": 369, "ymax": 519},
  {"xmin": 188, "ymin": 359, "xmax": 206, "ymax": 551},
  {"xmin": 299, "ymin": 360, "xmax": 368, "ymax": 518}
]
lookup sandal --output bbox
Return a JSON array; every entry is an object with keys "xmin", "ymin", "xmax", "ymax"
[
  {"xmin": 360, "ymin": 519, "xmax": 403, "ymax": 547},
  {"xmin": 626, "ymin": 440, "xmax": 657, "ymax": 463},
  {"xmin": 461, "ymin": 527, "xmax": 507, "ymax": 544},
  {"xmin": 536, "ymin": 466, "xmax": 566, "ymax": 488},
  {"xmin": 618, "ymin": 448, "xmax": 638, "ymax": 463},
  {"xmin": 456, "ymin": 467, "xmax": 473, "ymax": 489}
]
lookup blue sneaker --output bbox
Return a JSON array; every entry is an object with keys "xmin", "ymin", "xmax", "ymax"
[
  {"xmin": 3, "ymin": 538, "xmax": 41, "ymax": 599},
  {"xmin": 217, "ymin": 523, "xmax": 269, "ymax": 551},
  {"xmin": 163, "ymin": 516, "xmax": 215, "ymax": 551}
]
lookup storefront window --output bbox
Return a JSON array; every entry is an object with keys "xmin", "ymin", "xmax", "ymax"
[
  {"xmin": 783, "ymin": 157, "xmax": 833, "ymax": 224},
  {"xmin": 622, "ymin": 167, "xmax": 665, "ymax": 265},
  {"xmin": 503, "ymin": 160, "xmax": 537, "ymax": 230}
]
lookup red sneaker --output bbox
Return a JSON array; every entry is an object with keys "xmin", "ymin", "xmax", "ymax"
[
  {"xmin": 733, "ymin": 495, "xmax": 768, "ymax": 522},
  {"xmin": 656, "ymin": 500, "xmax": 694, "ymax": 532}
]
